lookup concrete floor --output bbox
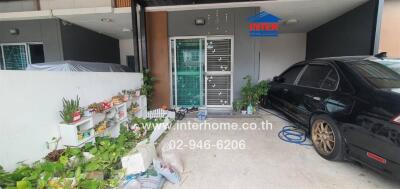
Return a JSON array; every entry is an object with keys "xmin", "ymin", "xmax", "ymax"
[{"xmin": 156, "ymin": 111, "xmax": 400, "ymax": 189}]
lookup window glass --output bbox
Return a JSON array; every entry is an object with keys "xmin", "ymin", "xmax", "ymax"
[
  {"xmin": 28, "ymin": 44, "xmax": 44, "ymax": 64},
  {"xmin": 321, "ymin": 70, "xmax": 339, "ymax": 90},
  {"xmin": 298, "ymin": 65, "xmax": 332, "ymax": 88},
  {"xmin": 350, "ymin": 61, "xmax": 400, "ymax": 89},
  {"xmin": 2, "ymin": 45, "xmax": 28, "ymax": 70},
  {"xmin": 280, "ymin": 65, "xmax": 304, "ymax": 84},
  {"xmin": 375, "ymin": 59, "xmax": 400, "ymax": 74}
]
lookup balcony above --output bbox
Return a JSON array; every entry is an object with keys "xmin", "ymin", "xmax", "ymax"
[
  {"xmin": 0, "ymin": 0, "xmax": 40, "ymax": 13},
  {"xmin": 0, "ymin": 0, "xmax": 131, "ymax": 14}
]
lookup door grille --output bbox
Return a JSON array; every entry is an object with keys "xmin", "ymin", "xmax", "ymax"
[
  {"xmin": 207, "ymin": 39, "xmax": 231, "ymax": 72},
  {"xmin": 206, "ymin": 38, "xmax": 232, "ymax": 106}
]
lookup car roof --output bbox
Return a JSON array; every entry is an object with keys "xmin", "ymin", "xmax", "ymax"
[
  {"xmin": 290, "ymin": 56, "xmax": 383, "ymax": 69},
  {"xmin": 313, "ymin": 56, "xmax": 371, "ymax": 63}
]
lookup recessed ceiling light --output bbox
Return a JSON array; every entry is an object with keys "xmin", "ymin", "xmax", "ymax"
[
  {"xmin": 101, "ymin": 18, "xmax": 113, "ymax": 23},
  {"xmin": 283, "ymin": 19, "xmax": 299, "ymax": 25}
]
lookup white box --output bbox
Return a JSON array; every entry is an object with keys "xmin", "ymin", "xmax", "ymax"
[
  {"xmin": 121, "ymin": 141, "xmax": 156, "ymax": 175},
  {"xmin": 149, "ymin": 119, "xmax": 171, "ymax": 143},
  {"xmin": 59, "ymin": 117, "xmax": 95, "ymax": 147}
]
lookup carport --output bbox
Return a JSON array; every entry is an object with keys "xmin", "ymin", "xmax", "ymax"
[
  {"xmin": 157, "ymin": 113, "xmax": 399, "ymax": 189},
  {"xmin": 52, "ymin": 0, "xmax": 391, "ymax": 187},
  {"xmin": 1, "ymin": 0, "xmax": 397, "ymax": 188}
]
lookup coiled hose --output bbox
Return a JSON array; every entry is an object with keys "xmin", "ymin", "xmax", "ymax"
[{"xmin": 260, "ymin": 107, "xmax": 312, "ymax": 146}]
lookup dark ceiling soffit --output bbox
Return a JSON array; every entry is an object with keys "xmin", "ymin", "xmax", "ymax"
[{"xmin": 142, "ymin": 0, "xmax": 264, "ymax": 7}]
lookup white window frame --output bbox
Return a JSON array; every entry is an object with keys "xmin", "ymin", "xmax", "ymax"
[
  {"xmin": 169, "ymin": 35, "xmax": 234, "ymax": 108},
  {"xmin": 0, "ymin": 42, "xmax": 44, "ymax": 70}
]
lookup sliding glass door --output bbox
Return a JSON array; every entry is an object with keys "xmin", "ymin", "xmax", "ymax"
[
  {"xmin": 170, "ymin": 36, "xmax": 233, "ymax": 108},
  {"xmin": 170, "ymin": 37, "xmax": 205, "ymax": 107}
]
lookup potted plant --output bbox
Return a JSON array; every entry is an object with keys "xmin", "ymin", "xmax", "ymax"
[
  {"xmin": 241, "ymin": 106, "xmax": 247, "ymax": 115},
  {"xmin": 135, "ymin": 89, "xmax": 141, "ymax": 97},
  {"xmin": 95, "ymin": 121, "xmax": 107, "ymax": 134},
  {"xmin": 60, "ymin": 96, "xmax": 81, "ymax": 123},
  {"xmin": 141, "ymin": 69, "xmax": 155, "ymax": 107},
  {"xmin": 129, "ymin": 102, "xmax": 140, "ymax": 114},
  {"xmin": 82, "ymin": 107, "xmax": 93, "ymax": 117},
  {"xmin": 45, "ymin": 137, "xmax": 64, "ymax": 162},
  {"xmin": 111, "ymin": 95, "xmax": 123, "ymax": 106},
  {"xmin": 121, "ymin": 90, "xmax": 130, "ymax": 102},
  {"xmin": 233, "ymin": 100, "xmax": 243, "ymax": 112},
  {"xmin": 240, "ymin": 76, "xmax": 268, "ymax": 113},
  {"xmin": 101, "ymin": 101, "xmax": 112, "ymax": 111}
]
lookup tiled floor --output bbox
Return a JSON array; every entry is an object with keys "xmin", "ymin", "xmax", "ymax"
[{"xmin": 157, "ymin": 110, "xmax": 400, "ymax": 189}]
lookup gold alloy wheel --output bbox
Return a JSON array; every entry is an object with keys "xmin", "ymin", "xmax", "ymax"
[{"xmin": 312, "ymin": 120, "xmax": 336, "ymax": 156}]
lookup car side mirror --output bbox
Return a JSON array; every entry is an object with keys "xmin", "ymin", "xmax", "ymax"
[{"xmin": 273, "ymin": 76, "xmax": 284, "ymax": 83}]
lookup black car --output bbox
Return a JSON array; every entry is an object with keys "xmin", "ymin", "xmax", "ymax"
[{"xmin": 267, "ymin": 56, "xmax": 400, "ymax": 179}]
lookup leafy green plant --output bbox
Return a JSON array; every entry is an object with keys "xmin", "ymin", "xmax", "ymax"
[
  {"xmin": 233, "ymin": 100, "xmax": 244, "ymax": 112},
  {"xmin": 141, "ymin": 69, "xmax": 156, "ymax": 108},
  {"xmin": 0, "ymin": 118, "xmax": 166, "ymax": 189},
  {"xmin": 240, "ymin": 75, "xmax": 268, "ymax": 107},
  {"xmin": 45, "ymin": 137, "xmax": 64, "ymax": 162},
  {"xmin": 60, "ymin": 96, "xmax": 81, "ymax": 123}
]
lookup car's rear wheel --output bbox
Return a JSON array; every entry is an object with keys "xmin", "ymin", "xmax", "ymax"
[{"xmin": 311, "ymin": 115, "xmax": 343, "ymax": 161}]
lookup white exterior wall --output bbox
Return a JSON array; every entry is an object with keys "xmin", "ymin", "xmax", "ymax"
[
  {"xmin": 0, "ymin": 71, "xmax": 142, "ymax": 171},
  {"xmin": 259, "ymin": 33, "xmax": 307, "ymax": 81},
  {"xmin": 119, "ymin": 39, "xmax": 134, "ymax": 66},
  {"xmin": 40, "ymin": 0, "xmax": 113, "ymax": 10}
]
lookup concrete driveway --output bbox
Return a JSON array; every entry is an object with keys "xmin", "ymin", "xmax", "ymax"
[{"xmin": 157, "ymin": 110, "xmax": 400, "ymax": 189}]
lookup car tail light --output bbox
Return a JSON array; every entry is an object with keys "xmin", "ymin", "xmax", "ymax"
[
  {"xmin": 392, "ymin": 114, "xmax": 400, "ymax": 125},
  {"xmin": 367, "ymin": 152, "xmax": 387, "ymax": 164}
]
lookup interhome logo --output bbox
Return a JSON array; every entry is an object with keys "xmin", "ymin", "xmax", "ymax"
[{"xmin": 248, "ymin": 11, "xmax": 281, "ymax": 37}]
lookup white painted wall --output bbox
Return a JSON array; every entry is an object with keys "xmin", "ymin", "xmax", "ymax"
[
  {"xmin": 259, "ymin": 33, "xmax": 307, "ymax": 81},
  {"xmin": 119, "ymin": 39, "xmax": 134, "ymax": 66},
  {"xmin": 40, "ymin": 0, "xmax": 113, "ymax": 10},
  {"xmin": 0, "ymin": 71, "xmax": 142, "ymax": 171}
]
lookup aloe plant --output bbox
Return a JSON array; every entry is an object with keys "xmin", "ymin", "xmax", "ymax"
[{"xmin": 60, "ymin": 96, "xmax": 81, "ymax": 123}]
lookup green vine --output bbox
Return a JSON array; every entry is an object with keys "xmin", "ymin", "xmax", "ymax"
[
  {"xmin": 140, "ymin": 69, "xmax": 156, "ymax": 108},
  {"xmin": 0, "ymin": 118, "xmax": 164, "ymax": 189}
]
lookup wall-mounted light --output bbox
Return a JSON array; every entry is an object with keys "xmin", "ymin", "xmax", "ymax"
[
  {"xmin": 195, "ymin": 18, "xmax": 206, "ymax": 25},
  {"xmin": 283, "ymin": 19, "xmax": 299, "ymax": 25},
  {"xmin": 9, "ymin": 28, "xmax": 19, "ymax": 35}
]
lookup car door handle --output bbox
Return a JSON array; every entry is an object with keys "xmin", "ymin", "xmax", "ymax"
[
  {"xmin": 283, "ymin": 88, "xmax": 289, "ymax": 93},
  {"xmin": 312, "ymin": 97, "xmax": 321, "ymax": 101}
]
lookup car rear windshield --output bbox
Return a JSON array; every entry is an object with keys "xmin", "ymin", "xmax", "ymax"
[{"xmin": 349, "ymin": 60, "xmax": 400, "ymax": 89}]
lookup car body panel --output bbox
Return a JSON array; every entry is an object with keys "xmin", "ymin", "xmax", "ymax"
[{"xmin": 267, "ymin": 56, "xmax": 400, "ymax": 179}]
